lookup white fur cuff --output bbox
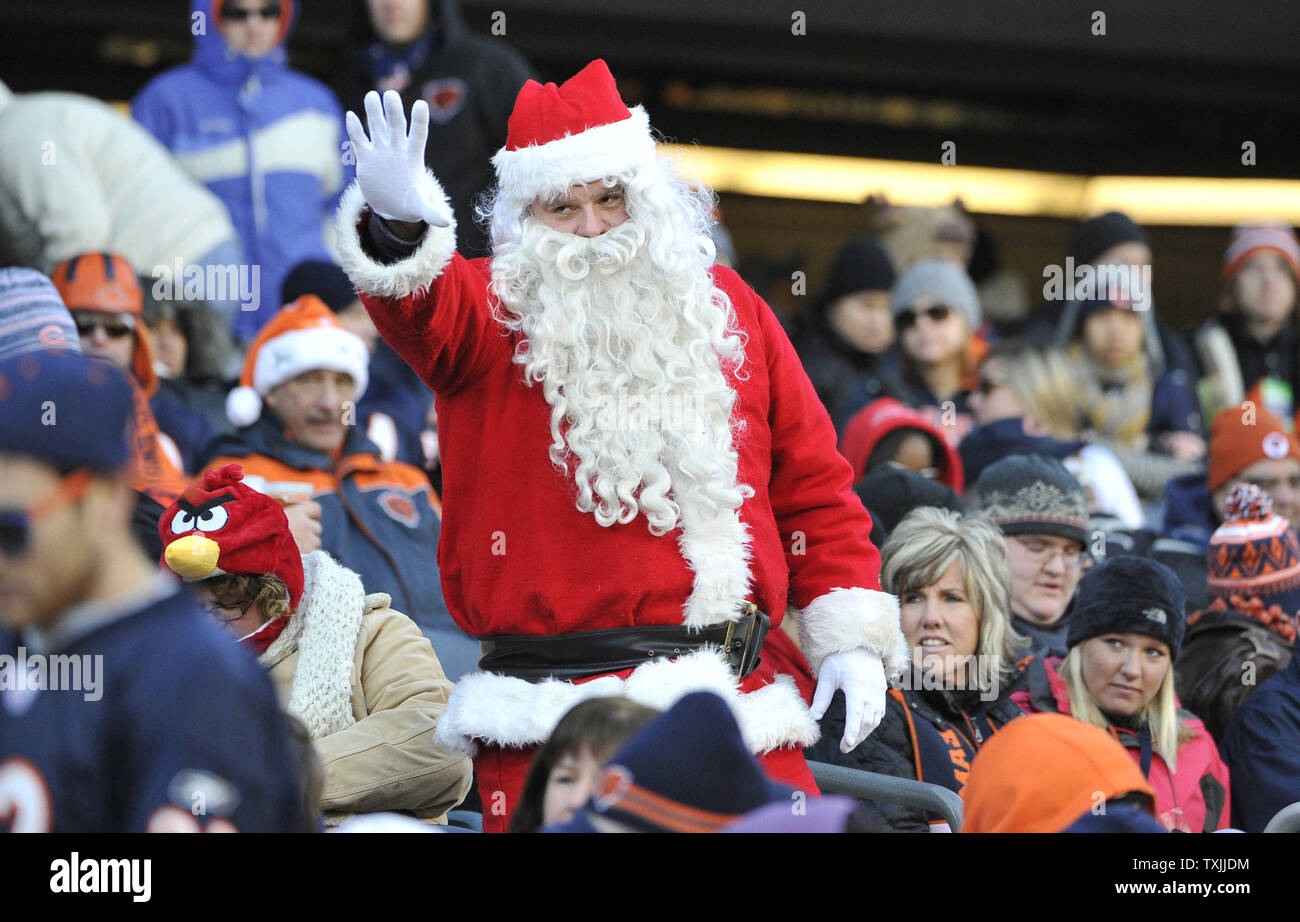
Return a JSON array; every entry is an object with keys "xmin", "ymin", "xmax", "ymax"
[
  {"xmin": 797, "ymin": 587, "xmax": 910, "ymax": 680},
  {"xmin": 334, "ymin": 175, "xmax": 458, "ymax": 300},
  {"xmin": 433, "ymin": 649, "xmax": 819, "ymax": 757}
]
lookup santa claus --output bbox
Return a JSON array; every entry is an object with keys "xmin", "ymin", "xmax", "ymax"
[{"xmin": 336, "ymin": 59, "xmax": 908, "ymax": 832}]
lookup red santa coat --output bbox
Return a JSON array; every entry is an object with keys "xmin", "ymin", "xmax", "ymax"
[{"xmin": 336, "ymin": 181, "xmax": 907, "ymax": 756}]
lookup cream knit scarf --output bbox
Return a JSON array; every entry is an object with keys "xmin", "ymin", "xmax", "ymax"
[{"xmin": 258, "ymin": 551, "xmax": 366, "ymax": 738}]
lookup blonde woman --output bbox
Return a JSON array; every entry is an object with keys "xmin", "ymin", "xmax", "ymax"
[
  {"xmin": 1011, "ymin": 555, "xmax": 1231, "ymax": 832},
  {"xmin": 964, "ymin": 339, "xmax": 1144, "ymax": 529},
  {"xmin": 806, "ymin": 507, "xmax": 1032, "ymax": 831}
]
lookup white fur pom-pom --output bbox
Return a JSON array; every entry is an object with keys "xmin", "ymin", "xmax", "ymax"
[{"xmin": 225, "ymin": 385, "xmax": 263, "ymax": 428}]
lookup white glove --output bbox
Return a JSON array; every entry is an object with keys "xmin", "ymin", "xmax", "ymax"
[
  {"xmin": 345, "ymin": 90, "xmax": 451, "ymax": 227},
  {"xmin": 809, "ymin": 648, "xmax": 888, "ymax": 753}
]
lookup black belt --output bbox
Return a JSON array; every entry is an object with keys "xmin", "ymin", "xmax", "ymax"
[{"xmin": 477, "ymin": 603, "xmax": 770, "ymax": 682}]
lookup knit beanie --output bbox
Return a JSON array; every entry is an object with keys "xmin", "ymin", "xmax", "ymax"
[
  {"xmin": 814, "ymin": 235, "xmax": 896, "ymax": 316},
  {"xmin": 1207, "ymin": 483, "xmax": 1300, "ymax": 617},
  {"xmin": 225, "ymin": 295, "xmax": 369, "ymax": 428},
  {"xmin": 1208, "ymin": 404, "xmax": 1300, "ymax": 493},
  {"xmin": 1068, "ymin": 556, "xmax": 1186, "ymax": 659},
  {"xmin": 891, "ymin": 258, "xmax": 981, "ymax": 331},
  {"xmin": 968, "ymin": 454, "xmax": 1089, "ymax": 546},
  {"xmin": 1221, "ymin": 221, "xmax": 1300, "ymax": 284},
  {"xmin": 0, "ymin": 267, "xmax": 79, "ymax": 359},
  {"xmin": 854, "ymin": 464, "xmax": 964, "ymax": 540},
  {"xmin": 281, "ymin": 260, "xmax": 360, "ymax": 313},
  {"xmin": 49, "ymin": 253, "xmax": 157, "ymax": 395},
  {"xmin": 1070, "ymin": 212, "xmax": 1148, "ymax": 267}
]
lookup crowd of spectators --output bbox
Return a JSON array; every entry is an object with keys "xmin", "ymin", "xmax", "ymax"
[{"xmin": 2, "ymin": 0, "xmax": 1299, "ymax": 835}]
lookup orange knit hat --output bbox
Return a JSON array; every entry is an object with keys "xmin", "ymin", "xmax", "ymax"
[
  {"xmin": 1208, "ymin": 404, "xmax": 1300, "ymax": 493},
  {"xmin": 225, "ymin": 295, "xmax": 369, "ymax": 427},
  {"xmin": 50, "ymin": 252, "xmax": 157, "ymax": 396},
  {"xmin": 962, "ymin": 713, "xmax": 1155, "ymax": 834}
]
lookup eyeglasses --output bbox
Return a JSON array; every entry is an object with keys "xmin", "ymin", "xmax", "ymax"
[
  {"xmin": 223, "ymin": 3, "xmax": 281, "ymax": 21},
  {"xmin": 896, "ymin": 305, "xmax": 952, "ymax": 330},
  {"xmin": 1010, "ymin": 536, "xmax": 1088, "ymax": 568},
  {"xmin": 205, "ymin": 600, "xmax": 252, "ymax": 624},
  {"xmin": 0, "ymin": 469, "xmax": 95, "ymax": 558},
  {"xmin": 75, "ymin": 318, "xmax": 133, "ymax": 339}
]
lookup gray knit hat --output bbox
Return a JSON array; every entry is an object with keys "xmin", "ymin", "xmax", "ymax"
[
  {"xmin": 891, "ymin": 258, "xmax": 982, "ymax": 331},
  {"xmin": 969, "ymin": 454, "xmax": 1089, "ymax": 546},
  {"xmin": 0, "ymin": 267, "xmax": 80, "ymax": 360}
]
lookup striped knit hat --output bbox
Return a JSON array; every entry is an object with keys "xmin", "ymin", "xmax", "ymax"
[
  {"xmin": 0, "ymin": 267, "xmax": 80, "ymax": 360},
  {"xmin": 1222, "ymin": 221, "xmax": 1300, "ymax": 284},
  {"xmin": 1208, "ymin": 483, "xmax": 1300, "ymax": 617}
]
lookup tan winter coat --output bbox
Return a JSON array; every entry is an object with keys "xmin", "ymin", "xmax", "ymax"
[{"xmin": 261, "ymin": 551, "xmax": 472, "ymax": 824}]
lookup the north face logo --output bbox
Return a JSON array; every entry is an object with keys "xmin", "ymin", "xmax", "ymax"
[
  {"xmin": 1143, "ymin": 607, "xmax": 1167, "ymax": 624},
  {"xmin": 422, "ymin": 78, "xmax": 468, "ymax": 124},
  {"xmin": 379, "ymin": 491, "xmax": 419, "ymax": 528}
]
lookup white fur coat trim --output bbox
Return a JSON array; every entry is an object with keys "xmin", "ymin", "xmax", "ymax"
[
  {"xmin": 334, "ymin": 175, "xmax": 458, "ymax": 300},
  {"xmin": 260, "ymin": 551, "xmax": 366, "ymax": 739},
  {"xmin": 676, "ymin": 498, "xmax": 754, "ymax": 629},
  {"xmin": 434, "ymin": 648, "xmax": 819, "ymax": 757},
  {"xmin": 797, "ymin": 587, "xmax": 910, "ymax": 680}
]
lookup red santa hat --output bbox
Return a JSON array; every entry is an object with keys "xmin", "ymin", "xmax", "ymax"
[
  {"xmin": 159, "ymin": 463, "xmax": 306, "ymax": 614},
  {"xmin": 225, "ymin": 294, "xmax": 369, "ymax": 428},
  {"xmin": 490, "ymin": 59, "xmax": 658, "ymax": 222}
]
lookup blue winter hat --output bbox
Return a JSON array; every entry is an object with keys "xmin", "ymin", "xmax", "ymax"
[
  {"xmin": 543, "ymin": 691, "xmax": 794, "ymax": 833},
  {"xmin": 0, "ymin": 351, "xmax": 133, "ymax": 473},
  {"xmin": 0, "ymin": 267, "xmax": 80, "ymax": 360}
]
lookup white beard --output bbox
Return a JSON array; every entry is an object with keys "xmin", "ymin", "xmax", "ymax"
[{"xmin": 489, "ymin": 215, "xmax": 751, "ymax": 537}]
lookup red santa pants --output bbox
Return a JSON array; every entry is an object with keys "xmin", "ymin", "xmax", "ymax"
[{"xmin": 474, "ymin": 742, "xmax": 821, "ymax": 834}]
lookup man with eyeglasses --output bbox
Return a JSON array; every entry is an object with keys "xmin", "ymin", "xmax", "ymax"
[
  {"xmin": 0, "ymin": 350, "xmax": 305, "ymax": 831},
  {"xmin": 970, "ymin": 454, "xmax": 1092, "ymax": 658},
  {"xmin": 133, "ymin": 1, "xmax": 351, "ymax": 341}
]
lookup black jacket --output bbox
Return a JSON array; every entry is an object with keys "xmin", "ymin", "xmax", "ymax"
[
  {"xmin": 806, "ymin": 660, "xmax": 1030, "ymax": 831},
  {"xmin": 336, "ymin": 0, "xmax": 535, "ymax": 258}
]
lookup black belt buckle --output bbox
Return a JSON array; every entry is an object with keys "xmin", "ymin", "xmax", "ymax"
[{"xmin": 723, "ymin": 602, "xmax": 769, "ymax": 679}]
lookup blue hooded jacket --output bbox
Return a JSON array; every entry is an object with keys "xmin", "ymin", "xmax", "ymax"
[
  {"xmin": 133, "ymin": 1, "xmax": 351, "ymax": 340},
  {"xmin": 1220, "ymin": 653, "xmax": 1300, "ymax": 831}
]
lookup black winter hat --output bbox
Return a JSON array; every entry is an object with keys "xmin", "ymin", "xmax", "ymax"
[
  {"xmin": 1068, "ymin": 556, "xmax": 1186, "ymax": 659},
  {"xmin": 856, "ymin": 464, "xmax": 963, "ymax": 544},
  {"xmin": 1069, "ymin": 212, "xmax": 1148, "ymax": 267},
  {"xmin": 969, "ymin": 454, "xmax": 1089, "ymax": 546},
  {"xmin": 281, "ymin": 260, "xmax": 359, "ymax": 313},
  {"xmin": 814, "ymin": 235, "xmax": 896, "ymax": 316}
]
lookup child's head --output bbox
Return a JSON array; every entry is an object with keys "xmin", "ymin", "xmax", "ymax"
[{"xmin": 510, "ymin": 697, "xmax": 659, "ymax": 832}]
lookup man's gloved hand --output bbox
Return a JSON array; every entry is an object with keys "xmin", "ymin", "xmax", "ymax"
[
  {"xmin": 345, "ymin": 90, "xmax": 451, "ymax": 227},
  {"xmin": 809, "ymin": 648, "xmax": 888, "ymax": 754}
]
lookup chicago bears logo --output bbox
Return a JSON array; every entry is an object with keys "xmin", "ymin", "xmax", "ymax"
[
  {"xmin": 422, "ymin": 78, "xmax": 468, "ymax": 124},
  {"xmin": 379, "ymin": 491, "xmax": 420, "ymax": 528},
  {"xmin": 592, "ymin": 765, "xmax": 634, "ymax": 812}
]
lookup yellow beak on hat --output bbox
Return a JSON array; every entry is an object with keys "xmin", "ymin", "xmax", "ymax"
[{"xmin": 165, "ymin": 534, "xmax": 221, "ymax": 580}]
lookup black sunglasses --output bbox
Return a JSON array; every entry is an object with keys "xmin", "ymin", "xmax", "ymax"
[
  {"xmin": 896, "ymin": 304, "xmax": 952, "ymax": 330},
  {"xmin": 75, "ymin": 318, "xmax": 132, "ymax": 339},
  {"xmin": 223, "ymin": 3, "xmax": 281, "ymax": 21}
]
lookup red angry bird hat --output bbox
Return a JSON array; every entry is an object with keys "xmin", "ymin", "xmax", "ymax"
[{"xmin": 159, "ymin": 463, "xmax": 305, "ymax": 613}]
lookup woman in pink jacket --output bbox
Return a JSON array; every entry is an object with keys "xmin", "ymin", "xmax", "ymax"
[{"xmin": 1011, "ymin": 555, "xmax": 1231, "ymax": 831}]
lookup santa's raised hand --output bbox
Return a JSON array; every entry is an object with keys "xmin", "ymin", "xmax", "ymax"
[
  {"xmin": 345, "ymin": 90, "xmax": 452, "ymax": 227},
  {"xmin": 810, "ymin": 648, "xmax": 888, "ymax": 752}
]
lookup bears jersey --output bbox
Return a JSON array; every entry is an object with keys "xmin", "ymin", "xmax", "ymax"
[{"xmin": 0, "ymin": 585, "xmax": 304, "ymax": 832}]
